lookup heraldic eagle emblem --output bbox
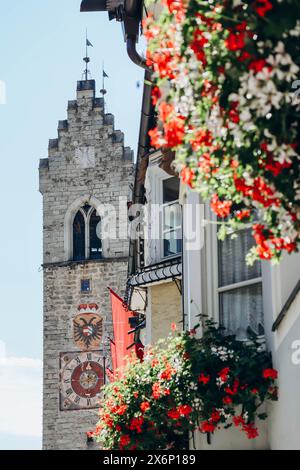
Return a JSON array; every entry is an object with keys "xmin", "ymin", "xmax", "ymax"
[{"xmin": 73, "ymin": 313, "xmax": 103, "ymax": 351}]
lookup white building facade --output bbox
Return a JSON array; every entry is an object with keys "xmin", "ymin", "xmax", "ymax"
[{"xmin": 183, "ymin": 187, "xmax": 300, "ymax": 450}]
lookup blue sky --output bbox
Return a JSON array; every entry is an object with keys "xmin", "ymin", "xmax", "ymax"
[{"xmin": 0, "ymin": 0, "xmax": 143, "ymax": 449}]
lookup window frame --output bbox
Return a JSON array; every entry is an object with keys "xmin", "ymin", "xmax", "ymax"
[
  {"xmin": 81, "ymin": 279, "xmax": 92, "ymax": 293},
  {"xmin": 71, "ymin": 206, "xmax": 102, "ymax": 261},
  {"xmin": 73, "ymin": 208, "xmax": 86, "ymax": 261},
  {"xmin": 205, "ymin": 204, "xmax": 264, "ymax": 332},
  {"xmin": 161, "ymin": 179, "xmax": 182, "ymax": 260},
  {"xmin": 144, "ymin": 161, "xmax": 182, "ymax": 266},
  {"xmin": 89, "ymin": 208, "xmax": 102, "ymax": 260}
]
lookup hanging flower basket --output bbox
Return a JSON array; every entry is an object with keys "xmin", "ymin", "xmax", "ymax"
[
  {"xmin": 144, "ymin": 0, "xmax": 300, "ymax": 264},
  {"xmin": 91, "ymin": 320, "xmax": 278, "ymax": 450}
]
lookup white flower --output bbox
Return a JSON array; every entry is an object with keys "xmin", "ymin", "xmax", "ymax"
[{"xmin": 216, "ymin": 377, "xmax": 225, "ymax": 387}]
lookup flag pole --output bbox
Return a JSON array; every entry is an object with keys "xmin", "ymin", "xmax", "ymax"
[
  {"xmin": 86, "ymin": 29, "xmax": 88, "ymax": 71},
  {"xmin": 83, "ymin": 29, "xmax": 92, "ymax": 81},
  {"xmin": 85, "ymin": 29, "xmax": 88, "ymax": 80},
  {"xmin": 101, "ymin": 61, "xmax": 108, "ymax": 114},
  {"xmin": 102, "ymin": 61, "xmax": 105, "ymax": 94}
]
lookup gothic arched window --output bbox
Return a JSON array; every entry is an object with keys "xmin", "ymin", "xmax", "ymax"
[
  {"xmin": 89, "ymin": 209, "xmax": 102, "ymax": 259},
  {"xmin": 73, "ymin": 211, "xmax": 86, "ymax": 261},
  {"xmin": 72, "ymin": 205, "xmax": 102, "ymax": 261}
]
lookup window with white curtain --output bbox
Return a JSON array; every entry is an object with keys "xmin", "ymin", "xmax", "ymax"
[
  {"xmin": 162, "ymin": 177, "xmax": 182, "ymax": 258},
  {"xmin": 217, "ymin": 227, "xmax": 264, "ymax": 339}
]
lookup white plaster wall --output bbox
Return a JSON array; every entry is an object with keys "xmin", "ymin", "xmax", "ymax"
[{"xmin": 184, "ymin": 190, "xmax": 300, "ymax": 450}]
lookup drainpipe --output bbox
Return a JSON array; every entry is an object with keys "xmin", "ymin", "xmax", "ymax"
[
  {"xmin": 127, "ymin": 35, "xmax": 149, "ymax": 71},
  {"xmin": 124, "ymin": 0, "xmax": 152, "ymax": 72}
]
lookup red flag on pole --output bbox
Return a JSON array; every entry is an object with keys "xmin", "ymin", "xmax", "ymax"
[{"xmin": 109, "ymin": 288, "xmax": 134, "ymax": 378}]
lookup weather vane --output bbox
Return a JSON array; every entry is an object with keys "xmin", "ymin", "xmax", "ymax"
[
  {"xmin": 83, "ymin": 29, "xmax": 93, "ymax": 81},
  {"xmin": 101, "ymin": 63, "xmax": 109, "ymax": 113}
]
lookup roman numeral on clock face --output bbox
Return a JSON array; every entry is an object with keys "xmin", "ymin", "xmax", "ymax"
[
  {"xmin": 87, "ymin": 353, "xmax": 92, "ymax": 361},
  {"xmin": 86, "ymin": 398, "xmax": 92, "ymax": 407},
  {"xmin": 66, "ymin": 388, "xmax": 73, "ymax": 396},
  {"xmin": 74, "ymin": 396, "xmax": 80, "ymax": 404},
  {"xmin": 75, "ymin": 356, "xmax": 81, "ymax": 364}
]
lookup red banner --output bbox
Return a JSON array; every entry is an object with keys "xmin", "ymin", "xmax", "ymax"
[{"xmin": 109, "ymin": 289, "xmax": 134, "ymax": 379}]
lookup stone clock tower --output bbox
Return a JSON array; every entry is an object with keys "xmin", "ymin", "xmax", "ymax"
[{"xmin": 39, "ymin": 79, "xmax": 133, "ymax": 450}]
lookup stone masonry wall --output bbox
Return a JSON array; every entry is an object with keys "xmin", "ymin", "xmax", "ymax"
[
  {"xmin": 43, "ymin": 259, "xmax": 128, "ymax": 450},
  {"xmin": 40, "ymin": 80, "xmax": 134, "ymax": 449}
]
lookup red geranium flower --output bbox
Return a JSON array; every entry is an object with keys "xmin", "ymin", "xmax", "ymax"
[
  {"xmin": 200, "ymin": 421, "xmax": 216, "ymax": 433},
  {"xmin": 181, "ymin": 167, "xmax": 196, "ymax": 188},
  {"xmin": 225, "ymin": 31, "xmax": 246, "ymax": 51},
  {"xmin": 167, "ymin": 408, "xmax": 181, "ymax": 420},
  {"xmin": 224, "ymin": 379, "xmax": 239, "ymax": 396},
  {"xmin": 149, "ymin": 127, "xmax": 166, "ymax": 148},
  {"xmin": 249, "ymin": 58, "xmax": 267, "ymax": 73},
  {"xmin": 233, "ymin": 415, "xmax": 245, "ymax": 427},
  {"xmin": 152, "ymin": 382, "xmax": 162, "ymax": 399},
  {"xmin": 163, "ymin": 0, "xmax": 186, "ymax": 22},
  {"xmin": 190, "ymin": 129, "xmax": 213, "ymax": 151},
  {"xmin": 190, "ymin": 28, "xmax": 208, "ymax": 65},
  {"xmin": 236, "ymin": 209, "xmax": 251, "ymax": 220},
  {"xmin": 129, "ymin": 416, "xmax": 144, "ymax": 433},
  {"xmin": 119, "ymin": 434, "xmax": 131, "ymax": 448},
  {"xmin": 223, "ymin": 396, "xmax": 233, "ymax": 405},
  {"xmin": 198, "ymin": 373, "xmax": 210, "ymax": 385},
  {"xmin": 163, "ymin": 117, "xmax": 185, "ymax": 147},
  {"xmin": 160, "ymin": 363, "xmax": 176, "ymax": 381},
  {"xmin": 178, "ymin": 405, "xmax": 193, "ymax": 416},
  {"xmin": 211, "ymin": 194, "xmax": 232, "ymax": 218},
  {"xmin": 263, "ymin": 368, "xmax": 278, "ymax": 380},
  {"xmin": 114, "ymin": 404, "xmax": 128, "ymax": 416},
  {"xmin": 159, "ymin": 102, "xmax": 175, "ymax": 122},
  {"xmin": 140, "ymin": 402, "xmax": 151, "ymax": 413},
  {"xmin": 254, "ymin": 0, "xmax": 273, "ymax": 17},
  {"xmin": 211, "ymin": 410, "xmax": 221, "ymax": 423},
  {"xmin": 238, "ymin": 50, "xmax": 252, "ymax": 62},
  {"xmin": 151, "ymin": 358, "xmax": 159, "ymax": 368},
  {"xmin": 218, "ymin": 367, "xmax": 230, "ymax": 382},
  {"xmin": 243, "ymin": 423, "xmax": 259, "ymax": 439},
  {"xmin": 152, "ymin": 86, "xmax": 161, "ymax": 106}
]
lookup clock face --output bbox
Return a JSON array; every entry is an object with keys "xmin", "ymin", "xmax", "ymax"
[{"xmin": 60, "ymin": 351, "xmax": 104, "ymax": 410}]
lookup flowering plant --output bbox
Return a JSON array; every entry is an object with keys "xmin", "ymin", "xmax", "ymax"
[
  {"xmin": 144, "ymin": 0, "xmax": 300, "ymax": 263},
  {"xmin": 92, "ymin": 320, "xmax": 278, "ymax": 450}
]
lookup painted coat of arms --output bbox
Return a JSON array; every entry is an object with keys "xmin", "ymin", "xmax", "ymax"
[{"xmin": 73, "ymin": 305, "xmax": 103, "ymax": 351}]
